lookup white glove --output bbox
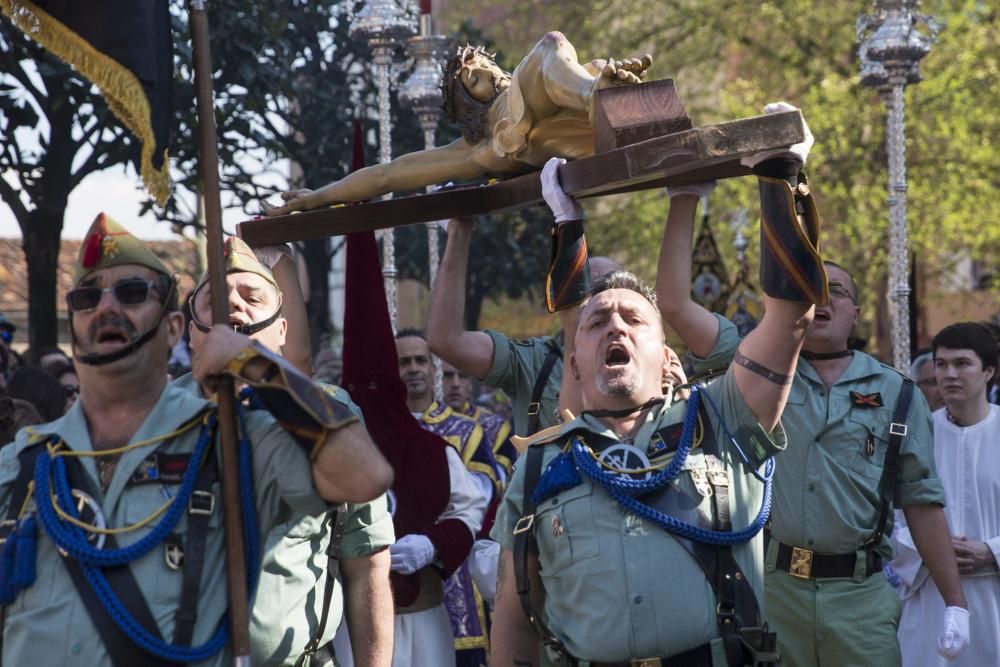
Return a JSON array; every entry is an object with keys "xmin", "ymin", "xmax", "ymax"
[
  {"xmin": 666, "ymin": 180, "xmax": 717, "ymax": 200},
  {"xmin": 468, "ymin": 539, "xmax": 501, "ymax": 607},
  {"xmin": 540, "ymin": 157, "xmax": 583, "ymax": 223},
  {"xmin": 253, "ymin": 243, "xmax": 293, "ymax": 269},
  {"xmin": 740, "ymin": 101, "xmax": 814, "ymax": 168},
  {"xmin": 389, "ymin": 534, "xmax": 435, "ymax": 575},
  {"xmin": 937, "ymin": 606, "xmax": 970, "ymax": 659}
]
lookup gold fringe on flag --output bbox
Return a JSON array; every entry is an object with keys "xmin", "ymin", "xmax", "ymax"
[{"xmin": 1, "ymin": 0, "xmax": 171, "ymax": 205}]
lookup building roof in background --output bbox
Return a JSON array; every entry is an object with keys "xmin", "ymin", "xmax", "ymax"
[{"xmin": 0, "ymin": 238, "xmax": 200, "ymax": 315}]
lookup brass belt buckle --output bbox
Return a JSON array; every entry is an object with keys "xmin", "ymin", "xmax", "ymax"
[
  {"xmin": 789, "ymin": 546, "xmax": 814, "ymax": 579},
  {"xmin": 632, "ymin": 659, "xmax": 663, "ymax": 667}
]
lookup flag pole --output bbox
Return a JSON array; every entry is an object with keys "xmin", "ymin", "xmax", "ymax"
[{"xmin": 189, "ymin": 1, "xmax": 251, "ymax": 663}]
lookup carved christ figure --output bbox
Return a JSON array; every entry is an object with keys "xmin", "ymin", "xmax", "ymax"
[{"xmin": 263, "ymin": 31, "xmax": 651, "ymax": 215}]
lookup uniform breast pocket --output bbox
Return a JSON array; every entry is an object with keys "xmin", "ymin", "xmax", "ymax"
[
  {"xmin": 847, "ymin": 412, "xmax": 891, "ymax": 480},
  {"xmin": 123, "ymin": 481, "xmax": 223, "ymax": 604},
  {"xmin": 534, "ymin": 483, "xmax": 599, "ymax": 574}
]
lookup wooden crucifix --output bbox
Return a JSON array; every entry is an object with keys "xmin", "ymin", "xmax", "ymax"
[{"xmin": 239, "ymin": 78, "xmax": 804, "ymax": 247}]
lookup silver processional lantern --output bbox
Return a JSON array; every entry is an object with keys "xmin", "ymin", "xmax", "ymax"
[
  {"xmin": 350, "ymin": 0, "xmax": 416, "ymax": 333},
  {"xmin": 857, "ymin": 0, "xmax": 938, "ymax": 372},
  {"xmin": 399, "ymin": 6, "xmax": 452, "ymax": 401}
]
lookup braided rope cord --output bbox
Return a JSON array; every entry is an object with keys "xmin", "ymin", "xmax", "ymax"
[
  {"xmin": 573, "ymin": 386, "xmax": 774, "ymax": 545},
  {"xmin": 33, "ymin": 409, "xmax": 261, "ymax": 662}
]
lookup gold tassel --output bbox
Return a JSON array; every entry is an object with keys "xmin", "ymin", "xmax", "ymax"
[{"xmin": 1, "ymin": 0, "xmax": 171, "ymax": 205}]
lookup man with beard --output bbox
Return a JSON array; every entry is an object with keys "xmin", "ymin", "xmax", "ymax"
[
  {"xmin": 0, "ymin": 214, "xmax": 392, "ymax": 666},
  {"xmin": 490, "ymin": 265, "xmax": 809, "ymax": 666},
  {"xmin": 488, "ymin": 124, "xmax": 829, "ymax": 664},
  {"xmin": 395, "ymin": 329, "xmax": 491, "ymax": 667},
  {"xmin": 657, "ymin": 103, "xmax": 968, "ymax": 666},
  {"xmin": 427, "ymin": 208, "xmax": 621, "ymax": 438},
  {"xmin": 186, "ymin": 237, "xmax": 395, "ymax": 667},
  {"xmin": 263, "ymin": 32, "xmax": 651, "ymax": 215}
]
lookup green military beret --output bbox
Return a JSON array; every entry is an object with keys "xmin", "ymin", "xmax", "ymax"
[{"xmin": 74, "ymin": 213, "xmax": 171, "ymax": 285}]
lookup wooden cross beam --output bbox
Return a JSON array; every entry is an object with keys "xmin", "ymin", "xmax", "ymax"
[{"xmin": 238, "ymin": 110, "xmax": 804, "ymax": 248}]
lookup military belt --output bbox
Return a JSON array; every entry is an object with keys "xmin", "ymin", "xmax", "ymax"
[
  {"xmin": 590, "ymin": 633, "xmax": 747, "ymax": 667},
  {"xmin": 774, "ymin": 541, "xmax": 883, "ymax": 579}
]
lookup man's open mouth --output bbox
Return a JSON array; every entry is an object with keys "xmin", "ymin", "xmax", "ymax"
[
  {"xmin": 95, "ymin": 328, "xmax": 130, "ymax": 344},
  {"xmin": 605, "ymin": 344, "xmax": 630, "ymax": 367},
  {"xmin": 814, "ymin": 310, "xmax": 832, "ymax": 322}
]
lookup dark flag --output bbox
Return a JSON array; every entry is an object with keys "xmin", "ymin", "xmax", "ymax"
[{"xmin": 0, "ymin": 0, "xmax": 173, "ymax": 204}]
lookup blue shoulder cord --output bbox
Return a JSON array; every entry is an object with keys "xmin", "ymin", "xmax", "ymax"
[
  {"xmin": 572, "ymin": 385, "xmax": 774, "ymax": 546},
  {"xmin": 32, "ymin": 410, "xmax": 260, "ymax": 663}
]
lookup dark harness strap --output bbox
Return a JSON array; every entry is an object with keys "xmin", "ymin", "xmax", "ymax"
[
  {"xmin": 527, "ymin": 340, "xmax": 561, "ymax": 436},
  {"xmin": 513, "ymin": 445, "xmax": 572, "ymax": 663},
  {"xmin": 865, "ymin": 378, "xmax": 915, "ymax": 551},
  {"xmin": 58, "ymin": 450, "xmax": 179, "ymax": 667},
  {"xmin": 294, "ymin": 502, "xmax": 349, "ymax": 667},
  {"xmin": 172, "ymin": 449, "xmax": 220, "ymax": 646},
  {"xmin": 511, "ymin": 407, "xmax": 778, "ymax": 667}
]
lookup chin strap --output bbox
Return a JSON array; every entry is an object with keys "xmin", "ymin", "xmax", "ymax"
[
  {"xmin": 75, "ymin": 324, "xmax": 164, "ymax": 367},
  {"xmin": 189, "ymin": 282, "xmax": 283, "ymax": 337},
  {"xmin": 190, "ymin": 304, "xmax": 282, "ymax": 337},
  {"xmin": 73, "ymin": 281, "xmax": 177, "ymax": 368}
]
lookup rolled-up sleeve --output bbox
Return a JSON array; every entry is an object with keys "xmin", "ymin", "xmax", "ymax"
[
  {"xmin": 688, "ymin": 313, "xmax": 740, "ymax": 377},
  {"xmin": 894, "ymin": 393, "xmax": 945, "ymax": 508}
]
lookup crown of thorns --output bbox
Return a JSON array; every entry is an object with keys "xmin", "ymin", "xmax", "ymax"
[{"xmin": 441, "ymin": 44, "xmax": 501, "ymax": 122}]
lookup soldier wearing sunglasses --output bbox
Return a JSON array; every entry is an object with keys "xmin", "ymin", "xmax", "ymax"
[{"xmin": 0, "ymin": 214, "xmax": 392, "ymax": 666}]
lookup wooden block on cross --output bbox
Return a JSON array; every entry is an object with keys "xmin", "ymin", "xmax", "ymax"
[{"xmin": 591, "ymin": 79, "xmax": 692, "ymax": 154}]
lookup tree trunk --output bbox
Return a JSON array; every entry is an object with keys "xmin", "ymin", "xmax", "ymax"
[
  {"xmin": 21, "ymin": 208, "xmax": 64, "ymax": 352},
  {"xmin": 21, "ymin": 72, "xmax": 74, "ymax": 354},
  {"xmin": 300, "ymin": 238, "xmax": 332, "ymax": 355}
]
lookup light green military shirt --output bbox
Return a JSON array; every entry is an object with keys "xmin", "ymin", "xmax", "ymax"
[
  {"xmin": 492, "ymin": 370, "xmax": 786, "ymax": 662},
  {"xmin": 0, "ymin": 378, "xmax": 327, "ymax": 666},
  {"xmin": 483, "ymin": 330, "xmax": 562, "ymax": 437},
  {"xmin": 236, "ymin": 382, "xmax": 395, "ymax": 666},
  {"xmin": 692, "ymin": 314, "xmax": 943, "ymax": 559}
]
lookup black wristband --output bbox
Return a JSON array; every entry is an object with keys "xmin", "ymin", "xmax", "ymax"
[
  {"xmin": 733, "ymin": 349, "xmax": 793, "ymax": 385},
  {"xmin": 752, "ymin": 157, "xmax": 803, "ymax": 187}
]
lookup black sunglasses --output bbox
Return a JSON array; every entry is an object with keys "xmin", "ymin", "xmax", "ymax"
[{"xmin": 67, "ymin": 279, "xmax": 160, "ymax": 312}]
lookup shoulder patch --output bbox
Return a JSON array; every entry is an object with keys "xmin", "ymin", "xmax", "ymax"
[{"xmin": 511, "ymin": 422, "xmax": 564, "ymax": 453}]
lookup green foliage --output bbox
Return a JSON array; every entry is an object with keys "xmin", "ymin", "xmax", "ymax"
[{"xmin": 443, "ymin": 0, "xmax": 999, "ymax": 331}]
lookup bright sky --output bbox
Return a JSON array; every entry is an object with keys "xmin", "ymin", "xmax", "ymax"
[{"xmin": 0, "ymin": 165, "xmax": 262, "ymax": 241}]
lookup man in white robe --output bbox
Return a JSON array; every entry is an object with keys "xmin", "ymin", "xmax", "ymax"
[{"xmin": 893, "ymin": 321, "xmax": 996, "ymax": 666}]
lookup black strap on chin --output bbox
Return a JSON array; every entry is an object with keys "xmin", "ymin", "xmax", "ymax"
[
  {"xmin": 527, "ymin": 339, "xmax": 561, "ymax": 436},
  {"xmin": 294, "ymin": 502, "xmax": 349, "ymax": 667},
  {"xmin": 173, "ymin": 444, "xmax": 220, "ymax": 646},
  {"xmin": 190, "ymin": 303, "xmax": 283, "ymax": 337},
  {"xmin": 864, "ymin": 378, "xmax": 915, "ymax": 552},
  {"xmin": 75, "ymin": 321, "xmax": 163, "ymax": 367}
]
